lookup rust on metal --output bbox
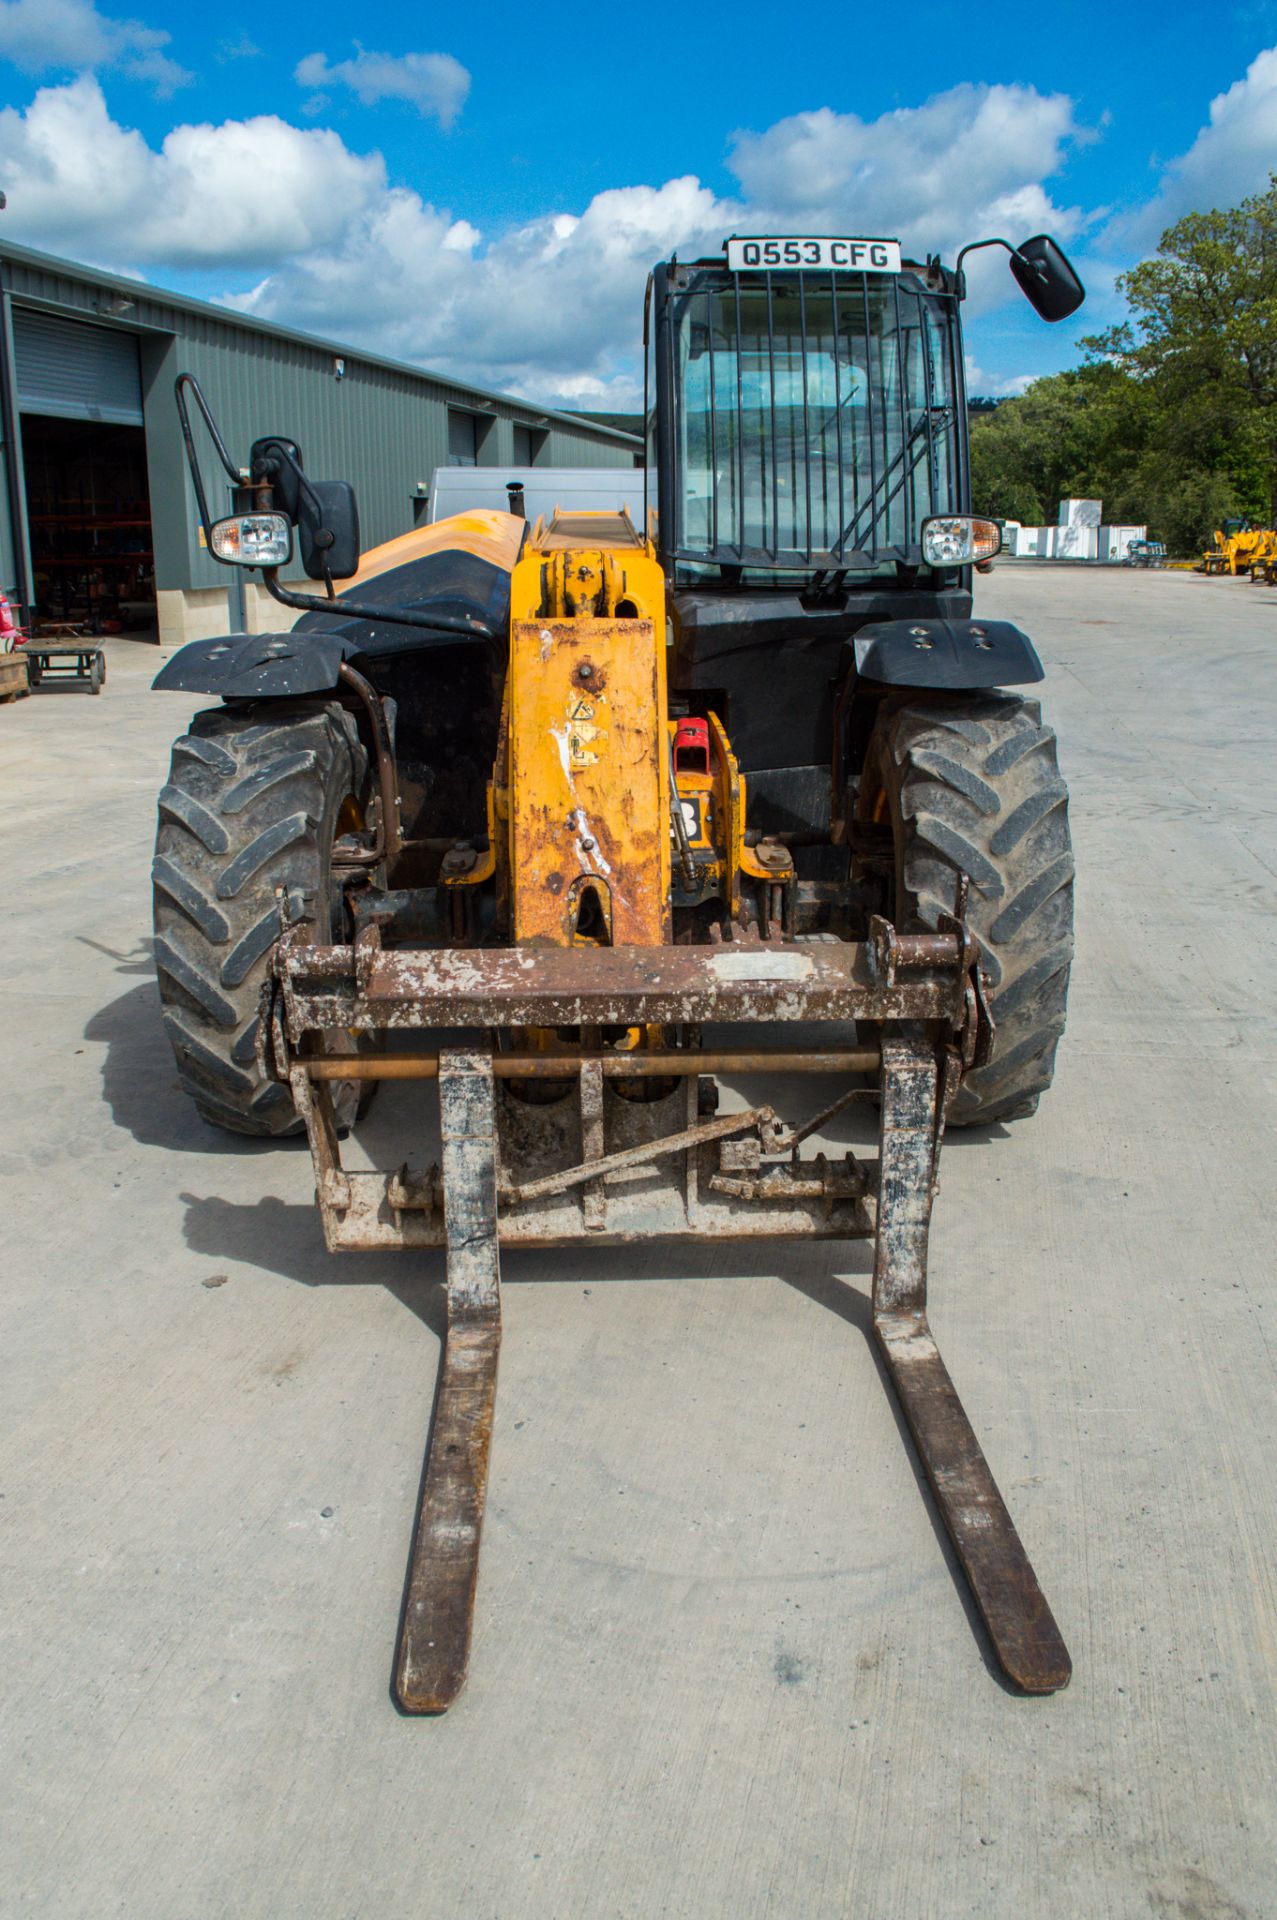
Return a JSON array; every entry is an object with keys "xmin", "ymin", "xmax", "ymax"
[
  {"xmin": 336, "ymin": 662, "xmax": 402, "ymax": 866},
  {"xmin": 278, "ymin": 930, "xmax": 968, "ymax": 1035},
  {"xmin": 871, "ymin": 1036, "xmax": 1071, "ymax": 1694},
  {"xmin": 508, "ymin": 617, "xmax": 670, "ymax": 945},
  {"xmin": 395, "ymin": 1050, "xmax": 502, "ymax": 1715},
  {"xmin": 708, "ymin": 1158, "xmax": 866, "ymax": 1204},
  {"xmin": 313, "ymin": 1173, "xmax": 875, "ymax": 1249},
  {"xmin": 277, "ymin": 908, "xmax": 1068, "ymax": 1701},
  {"xmin": 302, "ymin": 1045, "xmax": 884, "ymax": 1082},
  {"xmin": 500, "ymin": 1102, "xmax": 776, "ymax": 1206},
  {"xmin": 890, "ymin": 931, "xmax": 965, "ymax": 969},
  {"xmin": 874, "ymin": 1313, "xmax": 1072, "ymax": 1693},
  {"xmin": 579, "ymin": 1056, "xmax": 606, "ymax": 1230}
]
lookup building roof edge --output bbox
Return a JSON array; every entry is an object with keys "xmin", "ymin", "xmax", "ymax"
[{"xmin": 0, "ymin": 238, "xmax": 642, "ymax": 446}]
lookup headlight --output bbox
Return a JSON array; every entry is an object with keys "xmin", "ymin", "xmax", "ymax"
[
  {"xmin": 210, "ymin": 512, "xmax": 292, "ymax": 567},
  {"xmin": 921, "ymin": 515, "xmax": 1002, "ymax": 567}
]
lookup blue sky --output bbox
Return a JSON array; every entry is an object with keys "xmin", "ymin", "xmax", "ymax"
[{"xmin": 0, "ymin": 0, "xmax": 1273, "ymax": 405}]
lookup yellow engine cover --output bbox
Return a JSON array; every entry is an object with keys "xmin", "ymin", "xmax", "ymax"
[
  {"xmin": 347, "ymin": 507, "xmax": 526, "ymax": 588},
  {"xmin": 507, "ymin": 615, "xmax": 670, "ymax": 946}
]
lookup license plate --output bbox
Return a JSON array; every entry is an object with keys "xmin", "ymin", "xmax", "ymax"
[{"xmin": 726, "ymin": 236, "xmax": 902, "ymax": 274}]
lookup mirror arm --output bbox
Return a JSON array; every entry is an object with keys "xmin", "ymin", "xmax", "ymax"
[
  {"xmin": 952, "ymin": 236, "xmax": 1029, "ymax": 300},
  {"xmin": 174, "ymin": 369, "xmax": 497, "ymax": 641},
  {"xmin": 174, "ymin": 372, "xmax": 244, "ymax": 545},
  {"xmin": 259, "ymin": 568, "xmax": 499, "ymax": 640}
]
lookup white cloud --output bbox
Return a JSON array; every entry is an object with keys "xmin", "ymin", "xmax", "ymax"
[
  {"xmin": 234, "ymin": 80, "xmax": 1086, "ymax": 403},
  {"xmin": 0, "ymin": 72, "xmax": 1091, "ymax": 403},
  {"xmin": 729, "ymin": 86, "xmax": 1081, "ymax": 251},
  {"xmin": 0, "ymin": 77, "xmax": 385, "ymax": 267},
  {"xmin": 728, "ymin": 89, "xmax": 1087, "ymax": 321},
  {"xmin": 1117, "ymin": 45, "xmax": 1277, "ymax": 244},
  {"xmin": 233, "ymin": 175, "xmax": 740, "ymax": 405},
  {"xmin": 217, "ymin": 33, "xmax": 262, "ymax": 62},
  {"xmin": 295, "ymin": 46, "xmax": 470, "ymax": 130},
  {"xmin": 965, "ymin": 357, "xmax": 1035, "ymax": 399},
  {"xmin": 2, "ymin": 48, "xmax": 1267, "ymax": 404},
  {"xmin": 0, "ymin": 0, "xmax": 189, "ymax": 94}
]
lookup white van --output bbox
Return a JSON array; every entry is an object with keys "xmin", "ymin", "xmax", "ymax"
[{"xmin": 428, "ymin": 466, "xmax": 657, "ymax": 527}]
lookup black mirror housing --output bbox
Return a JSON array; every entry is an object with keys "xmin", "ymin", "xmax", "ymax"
[
  {"xmin": 249, "ymin": 436, "xmax": 306, "ymax": 519},
  {"xmin": 1011, "ymin": 235, "xmax": 1085, "ymax": 323},
  {"xmin": 298, "ymin": 479, "xmax": 361, "ymax": 580}
]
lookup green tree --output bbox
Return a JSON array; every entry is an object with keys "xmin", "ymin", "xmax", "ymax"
[
  {"xmin": 1133, "ymin": 468, "xmax": 1246, "ymax": 556},
  {"xmin": 969, "ymin": 179, "xmax": 1277, "ymax": 555},
  {"xmin": 1087, "ymin": 176, "xmax": 1277, "ymax": 524},
  {"xmin": 969, "ymin": 363, "xmax": 1159, "ymax": 529}
]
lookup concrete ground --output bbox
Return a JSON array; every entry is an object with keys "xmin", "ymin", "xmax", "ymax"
[{"xmin": 1, "ymin": 567, "xmax": 1274, "ymax": 1920}]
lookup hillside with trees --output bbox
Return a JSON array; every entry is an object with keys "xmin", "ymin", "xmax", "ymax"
[{"xmin": 970, "ymin": 177, "xmax": 1277, "ymax": 554}]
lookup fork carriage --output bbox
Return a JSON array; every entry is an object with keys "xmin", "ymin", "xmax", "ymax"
[{"xmin": 263, "ymin": 913, "xmax": 1070, "ymax": 1710}]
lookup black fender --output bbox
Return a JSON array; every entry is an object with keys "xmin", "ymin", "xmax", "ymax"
[
  {"xmin": 852, "ymin": 617, "xmax": 1043, "ymax": 690},
  {"xmin": 152, "ymin": 543, "xmax": 514, "ymax": 700},
  {"xmin": 152, "ymin": 628, "xmax": 360, "ymax": 699},
  {"xmin": 838, "ymin": 617, "xmax": 1046, "ymax": 789}
]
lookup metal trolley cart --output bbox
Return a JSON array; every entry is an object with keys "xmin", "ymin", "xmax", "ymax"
[{"xmin": 22, "ymin": 637, "xmax": 107, "ymax": 694}]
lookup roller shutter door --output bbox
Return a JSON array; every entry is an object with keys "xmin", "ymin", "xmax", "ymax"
[
  {"xmin": 13, "ymin": 309, "xmax": 144, "ymax": 425},
  {"xmin": 447, "ymin": 409, "xmax": 479, "ymax": 465}
]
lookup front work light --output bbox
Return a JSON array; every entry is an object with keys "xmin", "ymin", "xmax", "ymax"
[
  {"xmin": 210, "ymin": 512, "xmax": 292, "ymax": 567},
  {"xmin": 921, "ymin": 515, "xmax": 1002, "ymax": 568}
]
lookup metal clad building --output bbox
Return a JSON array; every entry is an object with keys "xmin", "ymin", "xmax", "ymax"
[{"xmin": 0, "ymin": 240, "xmax": 641, "ymax": 647}]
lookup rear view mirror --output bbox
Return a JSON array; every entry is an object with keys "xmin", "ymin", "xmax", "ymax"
[
  {"xmin": 298, "ymin": 479, "xmax": 361, "ymax": 580},
  {"xmin": 249, "ymin": 436, "xmax": 306, "ymax": 519},
  {"xmin": 1011, "ymin": 236, "xmax": 1085, "ymax": 323}
]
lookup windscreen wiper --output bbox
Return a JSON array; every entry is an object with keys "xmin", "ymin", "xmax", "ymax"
[{"xmin": 833, "ymin": 406, "xmax": 953, "ymax": 558}]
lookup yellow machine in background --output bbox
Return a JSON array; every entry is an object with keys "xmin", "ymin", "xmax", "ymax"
[{"xmin": 1201, "ymin": 521, "xmax": 1277, "ymax": 574}]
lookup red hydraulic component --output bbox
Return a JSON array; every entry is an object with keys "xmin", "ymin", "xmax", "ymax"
[{"xmin": 673, "ymin": 716, "xmax": 710, "ymax": 776}]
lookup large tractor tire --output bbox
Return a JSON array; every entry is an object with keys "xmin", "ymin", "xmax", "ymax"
[
  {"xmin": 153, "ymin": 701, "xmax": 370, "ymax": 1137},
  {"xmin": 858, "ymin": 694, "xmax": 1074, "ymax": 1126}
]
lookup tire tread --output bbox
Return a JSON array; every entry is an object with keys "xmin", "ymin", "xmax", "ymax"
[
  {"xmin": 872, "ymin": 694, "xmax": 1074, "ymax": 1125},
  {"xmin": 153, "ymin": 702, "xmax": 365, "ymax": 1137}
]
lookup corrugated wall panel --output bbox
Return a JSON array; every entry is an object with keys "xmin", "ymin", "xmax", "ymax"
[{"xmin": 2, "ymin": 249, "xmax": 641, "ymax": 593}]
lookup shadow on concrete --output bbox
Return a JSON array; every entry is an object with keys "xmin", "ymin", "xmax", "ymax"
[
  {"xmin": 935, "ymin": 1117, "xmax": 1013, "ymax": 1148},
  {"xmin": 176, "ymin": 1183, "xmax": 866, "ymax": 1300},
  {"xmin": 179, "ymin": 1189, "xmax": 444, "ymax": 1326},
  {"xmin": 780, "ymin": 1265, "xmax": 1020, "ymax": 1695},
  {"xmin": 181, "ymin": 1190, "xmax": 448, "ymax": 1346},
  {"xmin": 85, "ymin": 978, "xmax": 292, "ymax": 1156},
  {"xmin": 76, "ymin": 935, "xmax": 157, "ymax": 976},
  {"xmin": 175, "ymin": 1178, "xmax": 1023, "ymax": 1699}
]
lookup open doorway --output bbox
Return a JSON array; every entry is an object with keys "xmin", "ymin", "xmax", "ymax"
[{"xmin": 21, "ymin": 415, "xmax": 156, "ymax": 637}]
